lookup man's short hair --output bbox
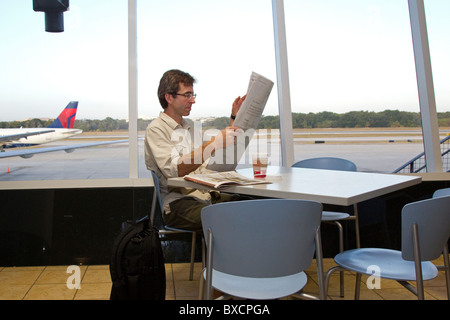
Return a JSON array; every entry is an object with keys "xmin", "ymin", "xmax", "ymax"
[{"xmin": 157, "ymin": 69, "xmax": 196, "ymax": 109}]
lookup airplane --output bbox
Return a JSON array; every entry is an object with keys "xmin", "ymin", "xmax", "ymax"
[
  {"xmin": 0, "ymin": 101, "xmax": 127, "ymax": 159},
  {"xmin": 0, "ymin": 101, "xmax": 81, "ymax": 148}
]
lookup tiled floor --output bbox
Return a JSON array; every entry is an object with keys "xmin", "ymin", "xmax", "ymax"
[{"xmin": 0, "ymin": 257, "xmax": 447, "ymax": 300}]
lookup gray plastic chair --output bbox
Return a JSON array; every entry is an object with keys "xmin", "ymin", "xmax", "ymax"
[
  {"xmin": 293, "ymin": 157, "xmax": 357, "ymax": 172},
  {"xmin": 150, "ymin": 170, "xmax": 197, "ymax": 281},
  {"xmin": 292, "ymin": 157, "xmax": 359, "ymax": 297},
  {"xmin": 433, "ymin": 187, "xmax": 450, "ymax": 198},
  {"xmin": 325, "ymin": 195, "xmax": 450, "ymax": 300},
  {"xmin": 432, "ymin": 187, "xmax": 450, "ymax": 299},
  {"xmin": 199, "ymin": 199, "xmax": 325, "ymax": 300}
]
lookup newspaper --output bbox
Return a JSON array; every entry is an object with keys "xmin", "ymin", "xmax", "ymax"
[
  {"xmin": 206, "ymin": 72, "xmax": 274, "ymax": 172},
  {"xmin": 184, "ymin": 171, "xmax": 270, "ymax": 189},
  {"xmin": 233, "ymin": 72, "xmax": 274, "ymax": 130}
]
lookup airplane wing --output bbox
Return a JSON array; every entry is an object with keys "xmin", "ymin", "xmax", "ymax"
[
  {"xmin": 0, "ymin": 139, "xmax": 128, "ymax": 159},
  {"xmin": 0, "ymin": 129, "xmax": 55, "ymax": 143}
]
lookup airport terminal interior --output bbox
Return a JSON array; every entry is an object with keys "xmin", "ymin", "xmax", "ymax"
[{"xmin": 1, "ymin": 1, "xmax": 449, "ymax": 302}]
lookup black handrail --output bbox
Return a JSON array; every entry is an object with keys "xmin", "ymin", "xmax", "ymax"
[{"xmin": 392, "ymin": 135, "xmax": 450, "ymax": 173}]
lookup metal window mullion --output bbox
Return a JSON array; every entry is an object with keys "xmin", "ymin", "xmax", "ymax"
[
  {"xmin": 408, "ymin": 0, "xmax": 443, "ymax": 172},
  {"xmin": 272, "ymin": 0, "xmax": 295, "ymax": 167},
  {"xmin": 128, "ymin": 0, "xmax": 139, "ymax": 178}
]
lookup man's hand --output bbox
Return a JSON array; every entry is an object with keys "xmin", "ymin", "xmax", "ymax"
[
  {"xmin": 212, "ymin": 126, "xmax": 241, "ymax": 150},
  {"xmin": 231, "ymin": 95, "xmax": 246, "ymax": 124},
  {"xmin": 177, "ymin": 127, "xmax": 241, "ymax": 176}
]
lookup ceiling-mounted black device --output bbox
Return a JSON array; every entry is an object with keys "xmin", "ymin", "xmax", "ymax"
[{"xmin": 33, "ymin": 0, "xmax": 70, "ymax": 33}]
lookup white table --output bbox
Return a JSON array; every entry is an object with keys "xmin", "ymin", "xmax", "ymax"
[
  {"xmin": 168, "ymin": 166, "xmax": 422, "ymax": 206},
  {"xmin": 168, "ymin": 166, "xmax": 421, "ymax": 300}
]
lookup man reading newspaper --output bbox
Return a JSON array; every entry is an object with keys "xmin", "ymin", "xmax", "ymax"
[{"xmin": 145, "ymin": 69, "xmax": 261, "ymax": 232}]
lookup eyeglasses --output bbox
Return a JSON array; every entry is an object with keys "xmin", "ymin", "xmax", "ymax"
[{"xmin": 173, "ymin": 92, "xmax": 197, "ymax": 99}]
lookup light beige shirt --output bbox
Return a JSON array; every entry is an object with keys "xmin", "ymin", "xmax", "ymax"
[{"xmin": 144, "ymin": 112, "xmax": 213, "ymax": 214}]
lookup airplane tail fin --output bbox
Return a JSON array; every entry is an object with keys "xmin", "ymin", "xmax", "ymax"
[{"xmin": 48, "ymin": 101, "xmax": 79, "ymax": 129}]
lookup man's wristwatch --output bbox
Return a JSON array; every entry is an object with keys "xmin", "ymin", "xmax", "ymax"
[{"xmin": 230, "ymin": 114, "xmax": 236, "ymax": 120}]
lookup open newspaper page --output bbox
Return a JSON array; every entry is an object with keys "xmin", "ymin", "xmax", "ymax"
[
  {"xmin": 184, "ymin": 171, "xmax": 270, "ymax": 189},
  {"xmin": 233, "ymin": 72, "xmax": 274, "ymax": 130},
  {"xmin": 206, "ymin": 72, "xmax": 274, "ymax": 172}
]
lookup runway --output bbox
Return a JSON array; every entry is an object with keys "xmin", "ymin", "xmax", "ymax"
[{"xmin": 1, "ymin": 128, "xmax": 448, "ymax": 181}]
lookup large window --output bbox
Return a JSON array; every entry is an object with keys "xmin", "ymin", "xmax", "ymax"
[
  {"xmin": 0, "ymin": 1, "xmax": 129, "ymax": 181},
  {"xmin": 425, "ymin": 0, "xmax": 450, "ymax": 115},
  {"xmin": 1, "ymin": 1, "xmax": 448, "ymax": 182},
  {"xmin": 284, "ymin": 0, "xmax": 449, "ymax": 173},
  {"xmin": 136, "ymin": 0, "xmax": 279, "ymax": 171}
]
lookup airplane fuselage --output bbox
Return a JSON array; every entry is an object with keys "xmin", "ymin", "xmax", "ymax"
[{"xmin": 0, "ymin": 128, "xmax": 82, "ymax": 147}]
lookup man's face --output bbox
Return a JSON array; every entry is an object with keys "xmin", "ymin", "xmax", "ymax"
[{"xmin": 167, "ymin": 83, "xmax": 196, "ymax": 118}]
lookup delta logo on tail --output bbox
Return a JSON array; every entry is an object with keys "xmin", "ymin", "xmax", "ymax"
[{"xmin": 48, "ymin": 101, "xmax": 78, "ymax": 129}]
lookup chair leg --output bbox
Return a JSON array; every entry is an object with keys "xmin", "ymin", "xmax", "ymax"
[
  {"xmin": 353, "ymin": 204, "xmax": 360, "ymax": 248},
  {"xmin": 412, "ymin": 222, "xmax": 425, "ymax": 300},
  {"xmin": 324, "ymin": 265, "xmax": 346, "ymax": 299},
  {"xmin": 198, "ymin": 236, "xmax": 207, "ymax": 300},
  {"xmin": 189, "ymin": 232, "xmax": 196, "ymax": 281},
  {"xmin": 204, "ymin": 229, "xmax": 214, "ymax": 300},
  {"xmin": 333, "ymin": 221, "xmax": 345, "ymax": 297},
  {"xmin": 198, "ymin": 267, "xmax": 205, "ymax": 300},
  {"xmin": 354, "ymin": 273, "xmax": 362, "ymax": 300},
  {"xmin": 201, "ymin": 237, "xmax": 206, "ymax": 269},
  {"xmin": 323, "ymin": 205, "xmax": 360, "ymax": 299},
  {"xmin": 438, "ymin": 244, "xmax": 450, "ymax": 299},
  {"xmin": 315, "ymin": 227, "xmax": 326, "ymax": 300}
]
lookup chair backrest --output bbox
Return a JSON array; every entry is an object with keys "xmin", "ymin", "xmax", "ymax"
[
  {"xmin": 150, "ymin": 170, "xmax": 164, "ymax": 226},
  {"xmin": 401, "ymin": 196, "xmax": 450, "ymax": 261},
  {"xmin": 292, "ymin": 157, "xmax": 357, "ymax": 172},
  {"xmin": 201, "ymin": 199, "xmax": 322, "ymax": 278},
  {"xmin": 433, "ymin": 187, "xmax": 450, "ymax": 198}
]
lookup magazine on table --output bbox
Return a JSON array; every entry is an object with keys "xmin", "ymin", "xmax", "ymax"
[
  {"xmin": 184, "ymin": 171, "xmax": 270, "ymax": 189},
  {"xmin": 206, "ymin": 71, "xmax": 274, "ymax": 172}
]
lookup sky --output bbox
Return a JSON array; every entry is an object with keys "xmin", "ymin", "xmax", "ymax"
[{"xmin": 0, "ymin": 0, "xmax": 449, "ymax": 122}]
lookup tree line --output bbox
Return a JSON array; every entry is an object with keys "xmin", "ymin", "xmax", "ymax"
[
  {"xmin": 182, "ymin": 110, "xmax": 450, "ymax": 130},
  {"xmin": 1, "ymin": 110, "xmax": 450, "ymax": 132}
]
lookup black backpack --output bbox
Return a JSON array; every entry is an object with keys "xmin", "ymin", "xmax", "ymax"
[{"xmin": 109, "ymin": 216, "xmax": 166, "ymax": 300}]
